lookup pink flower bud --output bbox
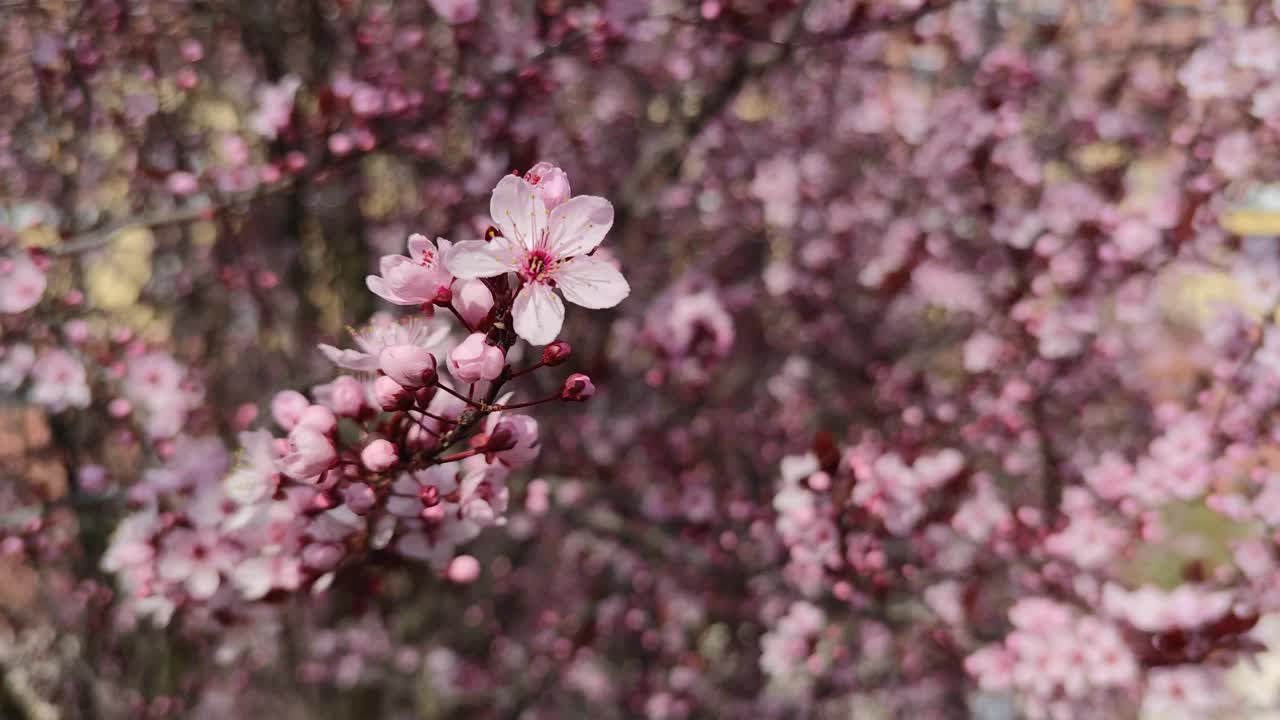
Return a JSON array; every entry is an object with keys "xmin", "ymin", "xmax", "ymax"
[
  {"xmin": 166, "ymin": 171, "xmax": 199, "ymax": 196},
  {"xmin": 452, "ymin": 278, "xmax": 494, "ymax": 328},
  {"xmin": 541, "ymin": 341, "xmax": 571, "ymax": 367},
  {"xmin": 446, "ymin": 554, "xmax": 481, "ymax": 583},
  {"xmin": 486, "ymin": 414, "xmax": 540, "ymax": 467},
  {"xmin": 328, "ymin": 375, "xmax": 367, "ymax": 418},
  {"xmin": 379, "ymin": 345, "xmax": 438, "ymax": 388},
  {"xmin": 296, "ymin": 405, "xmax": 338, "ymax": 435},
  {"xmin": 523, "ymin": 162, "xmax": 571, "ymax": 210},
  {"xmin": 108, "ymin": 398, "xmax": 132, "ymax": 418},
  {"xmin": 343, "ymin": 483, "xmax": 378, "ymax": 514},
  {"xmin": 418, "ymin": 484, "xmax": 440, "ymax": 507},
  {"xmin": 281, "ymin": 427, "xmax": 337, "ymax": 479},
  {"xmin": 448, "ymin": 333, "xmax": 505, "ymax": 383},
  {"xmin": 560, "ymin": 373, "xmax": 595, "ymax": 402},
  {"xmin": 271, "ymin": 390, "xmax": 310, "ymax": 430},
  {"xmin": 361, "ymin": 438, "xmax": 398, "ymax": 472},
  {"xmin": 375, "ymin": 375, "xmax": 411, "ymax": 411},
  {"xmin": 302, "ymin": 542, "xmax": 343, "ymax": 572}
]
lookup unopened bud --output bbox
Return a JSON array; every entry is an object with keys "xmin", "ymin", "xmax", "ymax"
[
  {"xmin": 375, "ymin": 375, "xmax": 412, "ymax": 411},
  {"xmin": 361, "ymin": 438, "xmax": 398, "ymax": 472},
  {"xmin": 541, "ymin": 341, "xmax": 571, "ymax": 367},
  {"xmin": 418, "ymin": 484, "xmax": 440, "ymax": 507},
  {"xmin": 379, "ymin": 345, "xmax": 438, "ymax": 388},
  {"xmin": 560, "ymin": 373, "xmax": 596, "ymax": 402},
  {"xmin": 343, "ymin": 483, "xmax": 378, "ymax": 515}
]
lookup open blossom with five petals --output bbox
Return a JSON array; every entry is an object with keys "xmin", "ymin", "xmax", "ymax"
[
  {"xmin": 445, "ymin": 173, "xmax": 630, "ymax": 345},
  {"xmin": 318, "ymin": 314, "xmax": 450, "ymax": 372},
  {"xmin": 366, "ymin": 234, "xmax": 454, "ymax": 306}
]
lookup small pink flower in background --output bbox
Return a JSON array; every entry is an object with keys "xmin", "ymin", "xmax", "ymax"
[
  {"xmin": 448, "ymin": 333, "xmax": 505, "ymax": 383},
  {"xmin": 427, "ymin": 0, "xmax": 479, "ymax": 24},
  {"xmin": 0, "ymin": 343, "xmax": 35, "ymax": 389},
  {"xmin": 0, "ymin": 252, "xmax": 47, "ymax": 314},
  {"xmin": 158, "ymin": 527, "xmax": 236, "ymax": 599},
  {"xmin": 446, "ymin": 555, "xmax": 481, "ymax": 583},
  {"xmin": 249, "ymin": 75, "xmax": 300, "ymax": 139},
  {"xmin": 271, "ymin": 390, "xmax": 310, "ymax": 430},
  {"xmin": 30, "ymin": 348, "xmax": 91, "ymax": 411},
  {"xmin": 166, "ymin": 171, "xmax": 199, "ymax": 196},
  {"xmin": 366, "ymin": 234, "xmax": 454, "ymax": 306},
  {"xmin": 446, "ymin": 173, "xmax": 630, "ymax": 346},
  {"xmin": 225, "ymin": 431, "xmax": 280, "ymax": 505}
]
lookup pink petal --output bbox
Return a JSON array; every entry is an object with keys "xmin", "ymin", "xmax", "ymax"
[
  {"xmin": 366, "ymin": 275, "xmax": 413, "ymax": 305},
  {"xmin": 317, "ymin": 344, "xmax": 379, "ymax": 372},
  {"xmin": 547, "ymin": 195, "xmax": 613, "ymax": 258},
  {"xmin": 445, "ymin": 239, "xmax": 519, "ymax": 279},
  {"xmin": 489, "ymin": 175, "xmax": 547, "ymax": 251},
  {"xmin": 188, "ymin": 566, "xmax": 221, "ymax": 599},
  {"xmin": 406, "ymin": 233, "xmax": 436, "ymax": 262},
  {"xmin": 555, "ymin": 256, "xmax": 630, "ymax": 309},
  {"xmin": 512, "ymin": 282, "xmax": 565, "ymax": 346}
]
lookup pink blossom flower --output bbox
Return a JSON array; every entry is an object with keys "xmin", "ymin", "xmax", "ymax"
[
  {"xmin": 447, "ymin": 333, "xmax": 505, "ymax": 383},
  {"xmin": 271, "ymin": 390, "xmax": 311, "ymax": 430},
  {"xmin": 249, "ymin": 75, "xmax": 300, "ymax": 139},
  {"xmin": 166, "ymin": 171, "xmax": 199, "ymax": 196},
  {"xmin": 366, "ymin": 234, "xmax": 454, "ymax": 306},
  {"xmin": 224, "ymin": 431, "xmax": 280, "ymax": 505},
  {"xmin": 427, "ymin": 0, "xmax": 478, "ymax": 24},
  {"xmin": 318, "ymin": 315, "xmax": 450, "ymax": 372},
  {"xmin": 30, "ymin": 349, "xmax": 91, "ymax": 411},
  {"xmin": 0, "ymin": 252, "xmax": 47, "ymax": 314},
  {"xmin": 0, "ymin": 343, "xmax": 35, "ymax": 390},
  {"xmin": 445, "ymin": 175, "xmax": 629, "ymax": 345},
  {"xmin": 157, "ymin": 527, "xmax": 237, "ymax": 599}
]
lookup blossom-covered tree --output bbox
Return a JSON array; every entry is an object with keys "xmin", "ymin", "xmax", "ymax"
[{"xmin": 6, "ymin": 1, "xmax": 1280, "ymax": 718}]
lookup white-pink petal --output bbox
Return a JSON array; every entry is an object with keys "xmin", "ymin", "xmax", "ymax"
[
  {"xmin": 407, "ymin": 233, "xmax": 437, "ymax": 263},
  {"xmin": 489, "ymin": 175, "xmax": 547, "ymax": 251},
  {"xmin": 366, "ymin": 275, "xmax": 415, "ymax": 305},
  {"xmin": 547, "ymin": 195, "xmax": 613, "ymax": 258},
  {"xmin": 317, "ymin": 343, "xmax": 379, "ymax": 372},
  {"xmin": 512, "ymin": 282, "xmax": 565, "ymax": 346},
  {"xmin": 445, "ymin": 239, "xmax": 519, "ymax": 279},
  {"xmin": 555, "ymin": 256, "xmax": 630, "ymax": 309}
]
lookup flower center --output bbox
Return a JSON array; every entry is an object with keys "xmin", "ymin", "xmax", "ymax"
[{"xmin": 521, "ymin": 249, "xmax": 556, "ymax": 284}]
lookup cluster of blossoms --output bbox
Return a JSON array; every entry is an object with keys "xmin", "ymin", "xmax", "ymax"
[{"xmin": 99, "ymin": 165, "xmax": 624, "ymax": 621}]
